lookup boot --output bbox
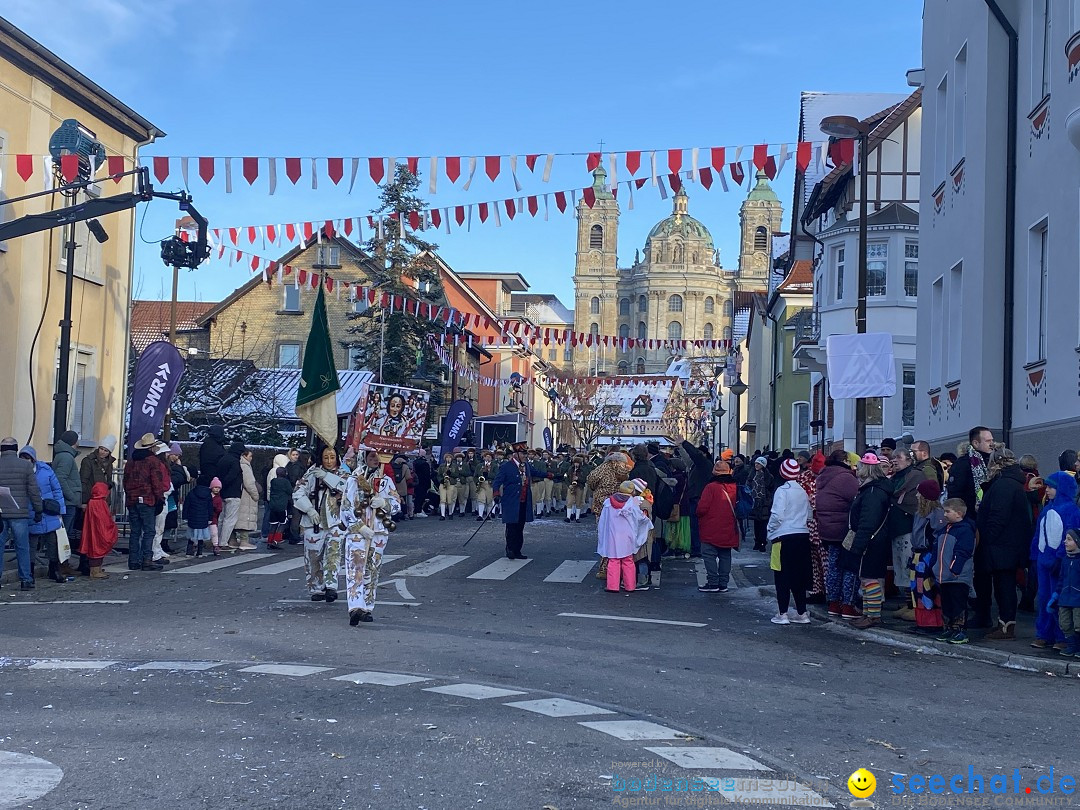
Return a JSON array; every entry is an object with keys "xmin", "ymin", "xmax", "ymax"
[
  {"xmin": 984, "ymin": 619, "xmax": 1016, "ymax": 640},
  {"xmin": 59, "ymin": 561, "xmax": 75, "ymax": 578},
  {"xmin": 186, "ymin": 541, "xmax": 196, "ymax": 556},
  {"xmin": 893, "ymin": 606, "xmax": 916, "ymax": 622},
  {"xmin": 195, "ymin": 540, "xmax": 204, "ymax": 557},
  {"xmin": 1063, "ymin": 634, "xmax": 1080, "ymax": 657},
  {"xmin": 89, "ymin": 566, "xmax": 109, "ymax": 579}
]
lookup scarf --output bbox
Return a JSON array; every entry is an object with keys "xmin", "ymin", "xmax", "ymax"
[{"xmin": 969, "ymin": 446, "xmax": 989, "ymax": 505}]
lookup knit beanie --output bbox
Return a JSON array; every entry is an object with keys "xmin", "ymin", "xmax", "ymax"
[
  {"xmin": 59, "ymin": 430, "xmax": 79, "ymax": 446},
  {"xmin": 753, "ymin": 456, "xmax": 768, "ymax": 467},
  {"xmin": 721, "ymin": 448, "xmax": 734, "ymax": 461},
  {"xmin": 780, "ymin": 458, "xmax": 801, "ymax": 480},
  {"xmin": 713, "ymin": 461, "xmax": 731, "ymax": 475},
  {"xmin": 632, "ymin": 444, "xmax": 649, "ymax": 462},
  {"xmin": 917, "ymin": 479, "xmax": 942, "ymax": 501},
  {"xmin": 210, "ymin": 477, "xmax": 222, "ymax": 489},
  {"xmin": 810, "ymin": 451, "xmax": 826, "ymax": 474}
]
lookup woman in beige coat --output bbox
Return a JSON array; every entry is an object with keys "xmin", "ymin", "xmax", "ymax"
[{"xmin": 233, "ymin": 450, "xmax": 261, "ymax": 550}]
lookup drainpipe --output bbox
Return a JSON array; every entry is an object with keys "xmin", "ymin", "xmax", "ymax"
[{"xmin": 983, "ymin": 0, "xmax": 1017, "ymax": 446}]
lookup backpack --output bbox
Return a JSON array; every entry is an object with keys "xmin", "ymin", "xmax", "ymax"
[
  {"xmin": 735, "ymin": 486, "xmax": 754, "ymax": 519},
  {"xmin": 652, "ymin": 476, "xmax": 676, "ymax": 521}
]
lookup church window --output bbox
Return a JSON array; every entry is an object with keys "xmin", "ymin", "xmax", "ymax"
[
  {"xmin": 668, "ymin": 321, "xmax": 682, "ymax": 340},
  {"xmin": 590, "ymin": 296, "xmax": 600, "ymax": 314},
  {"xmin": 619, "ymin": 297, "xmax": 630, "ymax": 316},
  {"xmin": 668, "ymin": 294, "xmax": 683, "ymax": 312},
  {"xmin": 724, "ymin": 298, "xmax": 734, "ymax": 318},
  {"xmin": 703, "ymin": 323, "xmax": 713, "ymax": 340},
  {"xmin": 754, "ymin": 226, "xmax": 768, "ymax": 251},
  {"xmin": 618, "ymin": 361, "xmax": 630, "ymax": 374},
  {"xmin": 590, "ymin": 322, "xmax": 600, "ymax": 337},
  {"xmin": 723, "ymin": 326, "xmax": 732, "ymax": 341},
  {"xmin": 638, "ymin": 321, "xmax": 647, "ymax": 341},
  {"xmin": 636, "ymin": 357, "xmax": 646, "ymax": 373},
  {"xmin": 590, "ymin": 224, "xmax": 604, "ymax": 249},
  {"xmin": 704, "ymin": 296, "xmax": 715, "ymax": 314},
  {"xmin": 619, "ymin": 324, "xmax": 630, "ymax": 339},
  {"xmin": 638, "ymin": 295, "xmax": 647, "ymax": 313}
]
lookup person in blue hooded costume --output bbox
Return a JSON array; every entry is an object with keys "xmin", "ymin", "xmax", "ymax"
[{"xmin": 1029, "ymin": 471, "xmax": 1080, "ymax": 648}]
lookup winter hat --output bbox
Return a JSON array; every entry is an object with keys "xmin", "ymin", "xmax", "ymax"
[
  {"xmin": 628, "ymin": 478, "xmax": 648, "ymax": 494},
  {"xmin": 18, "ymin": 446, "xmax": 37, "ymax": 462},
  {"xmin": 753, "ymin": 456, "xmax": 768, "ymax": 468},
  {"xmin": 796, "ymin": 450, "xmax": 812, "ymax": 462},
  {"xmin": 210, "ymin": 477, "xmax": 222, "ymax": 489},
  {"xmin": 810, "ymin": 452, "xmax": 826, "ymax": 474},
  {"xmin": 134, "ymin": 433, "xmax": 157, "ymax": 450},
  {"xmin": 0, "ymin": 436, "xmax": 18, "ymax": 451},
  {"xmin": 206, "ymin": 425, "xmax": 226, "ymax": 442},
  {"xmin": 98, "ymin": 435, "xmax": 117, "ymax": 452},
  {"xmin": 780, "ymin": 458, "xmax": 801, "ymax": 480},
  {"xmin": 59, "ymin": 430, "xmax": 79, "ymax": 446},
  {"xmin": 917, "ymin": 479, "xmax": 942, "ymax": 501},
  {"xmin": 228, "ymin": 441, "xmax": 248, "ymax": 456},
  {"xmin": 880, "ymin": 437, "xmax": 897, "ymax": 451},
  {"xmin": 169, "ymin": 442, "xmax": 182, "ymax": 456},
  {"xmin": 712, "ymin": 460, "xmax": 731, "ymax": 475},
  {"xmin": 617, "ymin": 480, "xmax": 638, "ymax": 495},
  {"xmin": 846, "ymin": 451, "xmax": 861, "ymax": 468},
  {"xmin": 646, "ymin": 441, "xmax": 661, "ymax": 455},
  {"xmin": 720, "ymin": 448, "xmax": 735, "ymax": 461},
  {"xmin": 631, "ymin": 444, "xmax": 649, "ymax": 461}
]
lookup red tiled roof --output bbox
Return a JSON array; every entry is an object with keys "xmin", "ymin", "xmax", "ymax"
[
  {"xmin": 130, "ymin": 299, "xmax": 214, "ymax": 352},
  {"xmin": 776, "ymin": 260, "xmax": 814, "ymax": 293}
]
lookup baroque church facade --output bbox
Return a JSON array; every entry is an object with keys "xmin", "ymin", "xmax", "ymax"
[{"xmin": 572, "ymin": 167, "xmax": 783, "ymax": 374}]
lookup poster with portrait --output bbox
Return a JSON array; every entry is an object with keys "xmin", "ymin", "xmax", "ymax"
[{"xmin": 347, "ymin": 383, "xmax": 430, "ymax": 456}]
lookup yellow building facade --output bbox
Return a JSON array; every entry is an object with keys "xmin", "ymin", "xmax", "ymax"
[{"xmin": 0, "ymin": 18, "xmax": 161, "ymax": 451}]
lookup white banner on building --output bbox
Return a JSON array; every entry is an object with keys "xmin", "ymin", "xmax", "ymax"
[{"xmin": 825, "ymin": 333, "xmax": 896, "ymax": 399}]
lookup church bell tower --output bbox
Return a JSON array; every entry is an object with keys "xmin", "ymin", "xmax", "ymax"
[{"xmin": 573, "ymin": 167, "xmax": 620, "ymax": 372}]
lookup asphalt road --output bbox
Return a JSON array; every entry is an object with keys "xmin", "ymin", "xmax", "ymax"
[{"xmin": 1, "ymin": 513, "xmax": 1076, "ymax": 810}]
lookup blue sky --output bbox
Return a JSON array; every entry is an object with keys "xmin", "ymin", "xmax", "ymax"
[{"xmin": 6, "ymin": 0, "xmax": 922, "ymax": 308}]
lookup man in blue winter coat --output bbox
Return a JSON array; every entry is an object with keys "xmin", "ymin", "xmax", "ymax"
[
  {"xmin": 20, "ymin": 446, "xmax": 69, "ymax": 584},
  {"xmin": 491, "ymin": 441, "xmax": 545, "ymax": 560}
]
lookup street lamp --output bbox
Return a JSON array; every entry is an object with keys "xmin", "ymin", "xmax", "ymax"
[
  {"xmin": 728, "ymin": 377, "xmax": 747, "ymax": 457},
  {"xmin": 820, "ymin": 114, "xmax": 872, "ymax": 453},
  {"xmin": 712, "ymin": 399, "xmax": 726, "ymax": 456}
]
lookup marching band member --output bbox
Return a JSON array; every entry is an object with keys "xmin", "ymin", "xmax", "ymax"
[
  {"xmin": 475, "ymin": 450, "xmax": 498, "ymax": 522},
  {"xmin": 565, "ymin": 454, "xmax": 587, "ymax": 523},
  {"xmin": 293, "ymin": 446, "xmax": 349, "ymax": 603},
  {"xmin": 343, "ymin": 449, "xmax": 400, "ymax": 625}
]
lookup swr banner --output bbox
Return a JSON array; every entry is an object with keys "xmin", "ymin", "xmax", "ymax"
[{"xmin": 126, "ymin": 341, "xmax": 185, "ymax": 457}]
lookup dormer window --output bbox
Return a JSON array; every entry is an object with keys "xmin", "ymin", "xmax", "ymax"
[{"xmin": 631, "ymin": 394, "xmax": 652, "ymax": 417}]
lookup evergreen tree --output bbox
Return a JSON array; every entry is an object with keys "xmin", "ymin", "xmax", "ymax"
[{"xmin": 345, "ymin": 165, "xmax": 448, "ymax": 408}]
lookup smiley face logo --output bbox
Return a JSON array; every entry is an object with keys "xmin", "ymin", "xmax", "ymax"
[{"xmin": 847, "ymin": 768, "xmax": 876, "ymax": 798}]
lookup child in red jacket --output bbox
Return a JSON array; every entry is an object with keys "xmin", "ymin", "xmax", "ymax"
[{"xmin": 209, "ymin": 477, "xmax": 224, "ymax": 556}]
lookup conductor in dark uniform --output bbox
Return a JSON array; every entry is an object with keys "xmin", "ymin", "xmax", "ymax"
[{"xmin": 491, "ymin": 441, "xmax": 544, "ymax": 560}]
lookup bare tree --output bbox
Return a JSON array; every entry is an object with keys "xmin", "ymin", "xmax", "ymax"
[{"xmin": 551, "ymin": 381, "xmax": 622, "ymax": 449}]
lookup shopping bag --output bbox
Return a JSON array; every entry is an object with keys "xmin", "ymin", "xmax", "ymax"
[{"xmin": 56, "ymin": 526, "xmax": 72, "ymax": 563}]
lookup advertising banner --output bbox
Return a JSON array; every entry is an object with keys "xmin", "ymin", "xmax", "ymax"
[
  {"xmin": 440, "ymin": 399, "xmax": 474, "ymax": 457},
  {"xmin": 127, "ymin": 341, "xmax": 185, "ymax": 457}
]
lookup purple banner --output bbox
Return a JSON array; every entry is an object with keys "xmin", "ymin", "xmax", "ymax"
[
  {"xmin": 440, "ymin": 399, "xmax": 473, "ymax": 457},
  {"xmin": 127, "ymin": 340, "xmax": 185, "ymax": 457}
]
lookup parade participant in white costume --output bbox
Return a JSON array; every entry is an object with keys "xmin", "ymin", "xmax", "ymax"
[
  {"xmin": 293, "ymin": 447, "xmax": 348, "ymax": 603},
  {"xmin": 343, "ymin": 450, "xmax": 400, "ymax": 625}
]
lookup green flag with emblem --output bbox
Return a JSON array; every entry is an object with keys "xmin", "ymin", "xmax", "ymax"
[{"xmin": 295, "ymin": 284, "xmax": 341, "ymax": 446}]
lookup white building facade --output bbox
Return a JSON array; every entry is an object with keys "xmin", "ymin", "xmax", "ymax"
[{"xmin": 917, "ymin": 0, "xmax": 1080, "ymax": 461}]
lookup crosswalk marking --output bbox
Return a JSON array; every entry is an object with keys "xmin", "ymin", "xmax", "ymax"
[
  {"xmin": 645, "ymin": 747, "xmax": 769, "ymax": 771},
  {"xmin": 504, "ymin": 698, "xmax": 614, "ymax": 718},
  {"xmin": 29, "ymin": 660, "xmax": 117, "ymax": 670},
  {"xmin": 172, "ymin": 553, "xmax": 274, "ymax": 574},
  {"xmin": 240, "ymin": 557, "xmax": 306, "ymax": 575},
  {"xmin": 239, "ymin": 664, "xmax": 332, "ymax": 677},
  {"xmin": 392, "ymin": 554, "xmax": 469, "ymax": 577},
  {"xmin": 578, "ymin": 720, "xmax": 686, "ymax": 740},
  {"xmin": 543, "ymin": 560, "xmax": 596, "ymax": 583},
  {"xmin": 423, "ymin": 684, "xmax": 526, "ymax": 700},
  {"xmin": 467, "ymin": 557, "xmax": 531, "ymax": 580},
  {"xmin": 134, "ymin": 661, "xmax": 221, "ymax": 671}
]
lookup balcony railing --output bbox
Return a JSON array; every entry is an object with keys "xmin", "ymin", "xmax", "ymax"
[{"xmin": 791, "ymin": 307, "xmax": 820, "ymax": 350}]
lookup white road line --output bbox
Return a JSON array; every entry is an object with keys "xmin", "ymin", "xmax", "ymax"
[
  {"xmin": 275, "ymin": 599, "xmax": 419, "ymax": 607},
  {"xmin": 504, "ymin": 698, "xmax": 615, "ymax": 718},
  {"xmin": 332, "ymin": 671, "xmax": 429, "ymax": 686},
  {"xmin": 577, "ymin": 720, "xmax": 686, "ymax": 740},
  {"xmin": 701, "ymin": 777, "xmax": 833, "ymax": 807},
  {"xmin": 0, "ymin": 600, "xmax": 129, "ymax": 605},
  {"xmin": 424, "ymin": 684, "xmax": 526, "ymax": 700},
  {"xmin": 133, "ymin": 661, "xmax": 222, "ymax": 671},
  {"xmin": 238, "ymin": 664, "xmax": 332, "ymax": 677},
  {"xmin": 392, "ymin": 555, "xmax": 469, "ymax": 577},
  {"xmin": 239, "ymin": 557, "xmax": 306, "ymax": 575},
  {"xmin": 380, "ymin": 554, "xmax": 404, "ymax": 565},
  {"xmin": 172, "ymin": 553, "xmax": 274, "ymax": 573},
  {"xmin": 467, "ymin": 557, "xmax": 532, "ymax": 580},
  {"xmin": 558, "ymin": 612, "xmax": 707, "ymax": 628},
  {"xmin": 645, "ymin": 747, "xmax": 770, "ymax": 771},
  {"xmin": 29, "ymin": 660, "xmax": 117, "ymax": 670},
  {"xmin": 381, "ymin": 578, "xmax": 416, "ymax": 601},
  {"xmin": 543, "ymin": 560, "xmax": 597, "ymax": 583}
]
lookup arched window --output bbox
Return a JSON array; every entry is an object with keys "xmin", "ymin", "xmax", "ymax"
[
  {"xmin": 723, "ymin": 326, "xmax": 732, "ymax": 341},
  {"xmin": 703, "ymin": 323, "xmax": 713, "ymax": 340},
  {"xmin": 668, "ymin": 294, "xmax": 683, "ymax": 312},
  {"xmin": 637, "ymin": 321, "xmax": 647, "ymax": 341},
  {"xmin": 590, "ymin": 296, "xmax": 600, "ymax": 314},
  {"xmin": 618, "ymin": 360, "xmax": 630, "ymax": 375},
  {"xmin": 754, "ymin": 226, "xmax": 768, "ymax": 251},
  {"xmin": 589, "ymin": 224, "xmax": 603, "ymax": 249},
  {"xmin": 704, "ymin": 296, "xmax": 715, "ymax": 314},
  {"xmin": 724, "ymin": 298, "xmax": 734, "ymax": 318},
  {"xmin": 618, "ymin": 297, "xmax": 630, "ymax": 316},
  {"xmin": 668, "ymin": 321, "xmax": 682, "ymax": 340},
  {"xmin": 618, "ymin": 324, "xmax": 630, "ymax": 339},
  {"xmin": 636, "ymin": 357, "xmax": 646, "ymax": 374},
  {"xmin": 590, "ymin": 322, "xmax": 600, "ymax": 337},
  {"xmin": 638, "ymin": 295, "xmax": 647, "ymax": 313}
]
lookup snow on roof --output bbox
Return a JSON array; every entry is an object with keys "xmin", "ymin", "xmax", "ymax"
[{"xmin": 241, "ymin": 367, "xmax": 375, "ymax": 419}]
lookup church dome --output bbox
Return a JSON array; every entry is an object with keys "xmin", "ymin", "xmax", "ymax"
[{"xmin": 646, "ymin": 187, "xmax": 714, "ymax": 248}]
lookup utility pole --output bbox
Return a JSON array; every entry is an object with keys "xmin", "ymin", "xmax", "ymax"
[{"xmin": 53, "ymin": 232, "xmax": 78, "ymax": 442}]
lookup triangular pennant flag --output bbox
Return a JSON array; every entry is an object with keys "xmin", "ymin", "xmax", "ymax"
[
  {"xmin": 625, "ymin": 150, "xmax": 641, "ymax": 175},
  {"xmin": 796, "ymin": 141, "xmax": 812, "ymax": 173},
  {"xmin": 445, "ymin": 156, "xmax": 461, "ymax": 183},
  {"xmin": 152, "ymin": 156, "xmax": 169, "ymax": 184},
  {"xmin": 16, "ymin": 153, "xmax": 34, "ymax": 182},
  {"xmin": 485, "ymin": 155, "xmax": 500, "ymax": 181},
  {"xmin": 753, "ymin": 144, "xmax": 769, "ymax": 170},
  {"xmin": 527, "ymin": 196, "xmax": 538, "ymax": 217},
  {"xmin": 586, "ymin": 152, "xmax": 601, "ymax": 171},
  {"xmin": 242, "ymin": 157, "xmax": 259, "ymax": 185},
  {"xmin": 369, "ymin": 157, "xmax": 385, "ymax": 184},
  {"xmin": 327, "ymin": 157, "xmax": 344, "ymax": 184},
  {"xmin": 699, "ymin": 167, "xmax": 713, "ymax": 190},
  {"xmin": 525, "ymin": 154, "xmax": 539, "ymax": 171},
  {"xmin": 196, "ymin": 156, "xmax": 214, "ymax": 184},
  {"xmin": 406, "ymin": 156, "xmax": 419, "ymax": 175},
  {"xmin": 667, "ymin": 149, "xmax": 682, "ymax": 174},
  {"xmin": 285, "ymin": 157, "xmax": 302, "ymax": 184},
  {"xmin": 711, "ymin": 146, "xmax": 725, "ymax": 172},
  {"xmin": 555, "ymin": 191, "xmax": 567, "ymax": 213}
]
